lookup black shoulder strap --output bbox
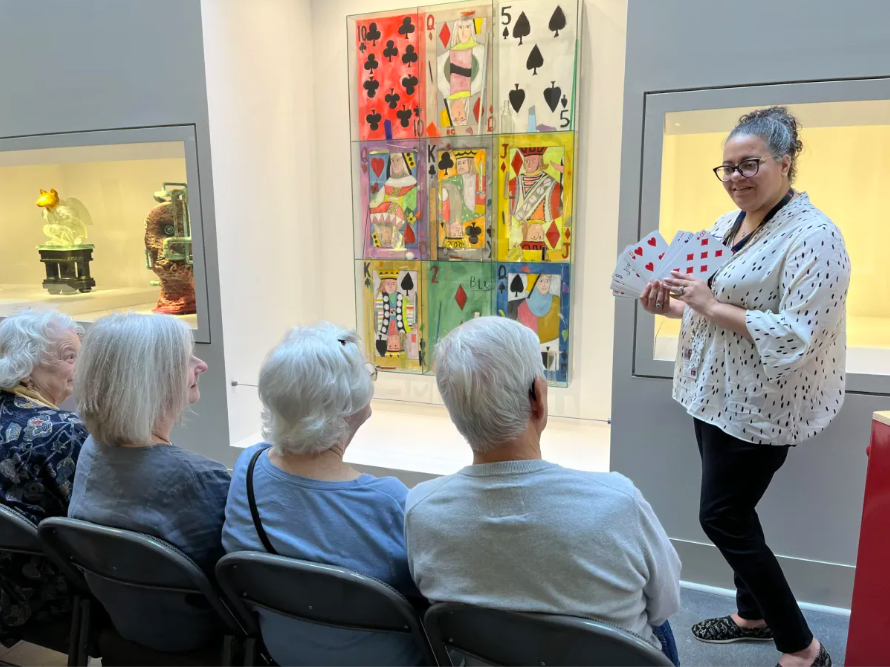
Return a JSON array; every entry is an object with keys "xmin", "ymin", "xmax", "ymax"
[{"xmin": 247, "ymin": 446, "xmax": 278, "ymax": 556}]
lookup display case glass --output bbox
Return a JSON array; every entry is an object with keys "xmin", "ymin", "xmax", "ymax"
[
  {"xmin": 649, "ymin": 98, "xmax": 890, "ymax": 381},
  {"xmin": 0, "ymin": 127, "xmax": 209, "ymax": 341}
]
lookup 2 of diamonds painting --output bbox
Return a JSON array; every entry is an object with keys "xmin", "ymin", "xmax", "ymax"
[
  {"xmin": 421, "ymin": 1, "xmax": 494, "ymax": 137},
  {"xmin": 497, "ymin": 132, "xmax": 573, "ymax": 263}
]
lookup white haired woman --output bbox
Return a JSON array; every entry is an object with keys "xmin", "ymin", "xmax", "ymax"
[
  {"xmin": 222, "ymin": 323, "xmax": 425, "ymax": 667},
  {"xmin": 68, "ymin": 313, "xmax": 231, "ymax": 653},
  {"xmin": 0, "ymin": 309, "xmax": 86, "ymax": 645},
  {"xmin": 404, "ymin": 316, "xmax": 681, "ymax": 666}
]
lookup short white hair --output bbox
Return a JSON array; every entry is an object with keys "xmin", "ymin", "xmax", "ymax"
[
  {"xmin": 259, "ymin": 323, "xmax": 374, "ymax": 456},
  {"xmin": 435, "ymin": 316, "xmax": 544, "ymax": 453},
  {"xmin": 0, "ymin": 309, "xmax": 83, "ymax": 390},
  {"xmin": 75, "ymin": 313, "xmax": 193, "ymax": 446}
]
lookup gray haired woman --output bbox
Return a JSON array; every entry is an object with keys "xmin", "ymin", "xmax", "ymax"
[
  {"xmin": 68, "ymin": 312, "xmax": 231, "ymax": 653},
  {"xmin": 0, "ymin": 310, "xmax": 86, "ymax": 644},
  {"xmin": 641, "ymin": 107, "xmax": 849, "ymax": 667},
  {"xmin": 222, "ymin": 323, "xmax": 425, "ymax": 667}
]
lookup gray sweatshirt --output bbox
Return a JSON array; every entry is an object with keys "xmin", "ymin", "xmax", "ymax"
[{"xmin": 405, "ymin": 460, "xmax": 681, "ymax": 648}]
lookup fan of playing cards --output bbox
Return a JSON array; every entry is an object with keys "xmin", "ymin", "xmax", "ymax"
[{"xmin": 611, "ymin": 230, "xmax": 731, "ymax": 299}]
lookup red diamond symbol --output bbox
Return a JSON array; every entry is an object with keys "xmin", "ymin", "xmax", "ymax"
[
  {"xmin": 454, "ymin": 285, "xmax": 467, "ymax": 310},
  {"xmin": 511, "ymin": 151, "xmax": 524, "ymax": 176},
  {"xmin": 701, "ymin": 238, "xmax": 709, "ymax": 246},
  {"xmin": 439, "ymin": 23, "xmax": 451, "ymax": 48},
  {"xmin": 565, "ymin": 229, "xmax": 571, "ymax": 239},
  {"xmin": 546, "ymin": 222, "xmax": 560, "ymax": 248},
  {"xmin": 700, "ymin": 264, "xmax": 708, "ymax": 272},
  {"xmin": 500, "ymin": 161, "xmax": 507, "ymax": 172}
]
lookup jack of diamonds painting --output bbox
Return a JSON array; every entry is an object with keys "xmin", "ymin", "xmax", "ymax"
[
  {"xmin": 496, "ymin": 0, "xmax": 578, "ymax": 133},
  {"xmin": 422, "ymin": 2, "xmax": 493, "ymax": 137}
]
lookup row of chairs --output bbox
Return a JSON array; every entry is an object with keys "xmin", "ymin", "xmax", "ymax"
[{"xmin": 0, "ymin": 504, "xmax": 672, "ymax": 667}]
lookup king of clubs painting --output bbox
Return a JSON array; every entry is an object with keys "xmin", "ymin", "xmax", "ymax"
[
  {"xmin": 424, "ymin": 262, "xmax": 494, "ymax": 372},
  {"xmin": 497, "ymin": 132, "xmax": 573, "ymax": 263},
  {"xmin": 497, "ymin": 262, "xmax": 570, "ymax": 385},
  {"xmin": 362, "ymin": 261, "xmax": 425, "ymax": 373}
]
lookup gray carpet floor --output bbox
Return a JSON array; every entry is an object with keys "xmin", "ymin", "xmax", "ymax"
[{"xmin": 673, "ymin": 588, "xmax": 849, "ymax": 667}]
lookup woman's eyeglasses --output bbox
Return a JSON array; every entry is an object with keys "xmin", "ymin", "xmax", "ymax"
[
  {"xmin": 365, "ymin": 362, "xmax": 378, "ymax": 382},
  {"xmin": 712, "ymin": 157, "xmax": 766, "ymax": 182}
]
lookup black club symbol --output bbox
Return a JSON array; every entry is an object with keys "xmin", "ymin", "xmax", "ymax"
[
  {"xmin": 363, "ymin": 53, "xmax": 379, "ymax": 73},
  {"xmin": 383, "ymin": 40, "xmax": 399, "ymax": 62},
  {"xmin": 398, "ymin": 16, "xmax": 415, "ymax": 39},
  {"xmin": 385, "ymin": 89, "xmax": 401, "ymax": 110},
  {"xmin": 363, "ymin": 78, "xmax": 380, "ymax": 98},
  {"xmin": 366, "ymin": 111, "xmax": 382, "ymax": 131},
  {"xmin": 402, "ymin": 44, "xmax": 418, "ymax": 66},
  {"xmin": 402, "ymin": 74, "xmax": 418, "ymax": 95},
  {"xmin": 396, "ymin": 106, "xmax": 413, "ymax": 128}
]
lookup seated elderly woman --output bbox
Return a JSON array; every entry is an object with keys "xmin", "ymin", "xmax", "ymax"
[
  {"xmin": 0, "ymin": 309, "xmax": 86, "ymax": 645},
  {"xmin": 68, "ymin": 313, "xmax": 231, "ymax": 653},
  {"xmin": 222, "ymin": 323, "xmax": 424, "ymax": 667},
  {"xmin": 404, "ymin": 317, "xmax": 683, "ymax": 666}
]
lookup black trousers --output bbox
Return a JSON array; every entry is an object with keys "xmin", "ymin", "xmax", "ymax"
[{"xmin": 695, "ymin": 419, "xmax": 813, "ymax": 654}]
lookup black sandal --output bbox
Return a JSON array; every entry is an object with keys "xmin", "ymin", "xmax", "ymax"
[{"xmin": 692, "ymin": 615, "xmax": 774, "ymax": 643}]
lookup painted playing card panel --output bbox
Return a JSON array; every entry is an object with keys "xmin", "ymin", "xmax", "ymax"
[
  {"xmin": 424, "ymin": 261, "xmax": 495, "ymax": 372},
  {"xmin": 420, "ymin": 1, "xmax": 494, "ymax": 137},
  {"xmin": 497, "ymin": 132, "xmax": 573, "ymax": 263},
  {"xmin": 358, "ymin": 139, "xmax": 428, "ymax": 260},
  {"xmin": 495, "ymin": 0, "xmax": 579, "ymax": 133},
  {"xmin": 496, "ymin": 262, "xmax": 571, "ymax": 385},
  {"xmin": 361, "ymin": 260, "xmax": 425, "ymax": 373},
  {"xmin": 426, "ymin": 135, "xmax": 493, "ymax": 260},
  {"xmin": 355, "ymin": 11, "xmax": 425, "ymax": 141}
]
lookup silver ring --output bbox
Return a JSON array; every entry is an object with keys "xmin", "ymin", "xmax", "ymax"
[{"xmin": 655, "ymin": 302, "xmax": 663, "ymax": 309}]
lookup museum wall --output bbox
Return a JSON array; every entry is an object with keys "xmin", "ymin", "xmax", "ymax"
[
  {"xmin": 201, "ymin": 0, "xmax": 322, "ymax": 451},
  {"xmin": 0, "ymin": 0, "xmax": 230, "ymax": 462},
  {"xmin": 311, "ymin": 0, "xmax": 627, "ymax": 422},
  {"xmin": 612, "ymin": 0, "xmax": 890, "ymax": 607}
]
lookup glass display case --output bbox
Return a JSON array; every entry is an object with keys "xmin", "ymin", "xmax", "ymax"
[
  {"xmin": 635, "ymin": 80, "xmax": 890, "ymax": 393},
  {"xmin": 348, "ymin": 0, "xmax": 580, "ymax": 386},
  {"xmin": 0, "ymin": 126, "xmax": 210, "ymax": 342}
]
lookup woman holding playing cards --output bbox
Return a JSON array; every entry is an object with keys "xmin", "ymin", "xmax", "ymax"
[{"xmin": 641, "ymin": 106, "xmax": 850, "ymax": 667}]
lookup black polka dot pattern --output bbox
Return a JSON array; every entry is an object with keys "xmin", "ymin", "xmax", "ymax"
[{"xmin": 672, "ymin": 193, "xmax": 851, "ymax": 446}]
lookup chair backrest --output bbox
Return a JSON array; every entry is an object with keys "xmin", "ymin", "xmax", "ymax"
[
  {"xmin": 38, "ymin": 517, "xmax": 241, "ymax": 635},
  {"xmin": 216, "ymin": 551, "xmax": 436, "ymax": 664},
  {"xmin": 424, "ymin": 603, "xmax": 674, "ymax": 667},
  {"xmin": 0, "ymin": 504, "xmax": 42, "ymax": 555}
]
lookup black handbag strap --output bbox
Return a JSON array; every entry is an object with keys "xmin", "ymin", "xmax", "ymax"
[{"xmin": 247, "ymin": 446, "xmax": 278, "ymax": 556}]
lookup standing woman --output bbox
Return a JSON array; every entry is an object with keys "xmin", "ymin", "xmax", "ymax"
[{"xmin": 641, "ymin": 107, "xmax": 849, "ymax": 667}]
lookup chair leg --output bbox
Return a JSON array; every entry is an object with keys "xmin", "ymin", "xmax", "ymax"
[
  {"xmin": 67, "ymin": 595, "xmax": 82, "ymax": 667},
  {"xmin": 242, "ymin": 637, "xmax": 256, "ymax": 667},
  {"xmin": 76, "ymin": 598, "xmax": 91, "ymax": 667},
  {"xmin": 221, "ymin": 635, "xmax": 234, "ymax": 667}
]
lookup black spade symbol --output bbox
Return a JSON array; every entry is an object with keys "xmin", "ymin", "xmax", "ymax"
[
  {"xmin": 466, "ymin": 224, "xmax": 482, "ymax": 244},
  {"xmin": 383, "ymin": 40, "xmax": 399, "ymax": 62},
  {"xmin": 363, "ymin": 78, "xmax": 380, "ymax": 98},
  {"xmin": 561, "ymin": 94, "xmax": 568, "ymax": 108},
  {"xmin": 402, "ymin": 44, "xmax": 418, "ymax": 66},
  {"xmin": 510, "ymin": 274, "xmax": 525, "ymax": 297},
  {"xmin": 375, "ymin": 340, "xmax": 388, "ymax": 356},
  {"xmin": 502, "ymin": 26, "xmax": 509, "ymax": 40},
  {"xmin": 363, "ymin": 53, "xmax": 379, "ymax": 73},
  {"xmin": 402, "ymin": 74, "xmax": 418, "ymax": 95},
  {"xmin": 438, "ymin": 151, "xmax": 454, "ymax": 171},
  {"xmin": 549, "ymin": 6, "xmax": 567, "ymax": 37},
  {"xmin": 512, "ymin": 12, "xmax": 530, "ymax": 45},
  {"xmin": 398, "ymin": 16, "xmax": 415, "ymax": 39},
  {"xmin": 365, "ymin": 22, "xmax": 381, "ymax": 46},
  {"xmin": 366, "ymin": 111, "xmax": 382, "ymax": 131},
  {"xmin": 385, "ymin": 89, "xmax": 401, "ymax": 110},
  {"xmin": 498, "ymin": 281, "xmax": 506, "ymax": 293},
  {"xmin": 396, "ymin": 106, "xmax": 413, "ymax": 128},
  {"xmin": 508, "ymin": 84, "xmax": 526, "ymax": 113},
  {"xmin": 543, "ymin": 81, "xmax": 561, "ymax": 113},
  {"xmin": 526, "ymin": 45, "xmax": 544, "ymax": 75},
  {"xmin": 401, "ymin": 272, "xmax": 414, "ymax": 292}
]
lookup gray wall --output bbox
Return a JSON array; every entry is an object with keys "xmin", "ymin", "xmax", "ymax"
[
  {"xmin": 612, "ymin": 0, "xmax": 890, "ymax": 609},
  {"xmin": 0, "ymin": 0, "xmax": 229, "ymax": 462}
]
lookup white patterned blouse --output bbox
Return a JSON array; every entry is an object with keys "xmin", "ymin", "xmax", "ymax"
[{"xmin": 672, "ymin": 192, "xmax": 851, "ymax": 446}]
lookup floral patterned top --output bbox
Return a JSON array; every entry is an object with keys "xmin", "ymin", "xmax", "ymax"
[{"xmin": 0, "ymin": 390, "xmax": 87, "ymax": 639}]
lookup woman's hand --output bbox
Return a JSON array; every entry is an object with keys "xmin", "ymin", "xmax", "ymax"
[
  {"xmin": 663, "ymin": 272, "xmax": 718, "ymax": 316},
  {"xmin": 640, "ymin": 280, "xmax": 674, "ymax": 316}
]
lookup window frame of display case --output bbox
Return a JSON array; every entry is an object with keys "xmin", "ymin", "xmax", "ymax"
[
  {"xmin": 0, "ymin": 125, "xmax": 212, "ymax": 344},
  {"xmin": 633, "ymin": 77, "xmax": 890, "ymax": 395}
]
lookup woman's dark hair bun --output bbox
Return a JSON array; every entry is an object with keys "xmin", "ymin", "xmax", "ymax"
[{"xmin": 730, "ymin": 106, "xmax": 804, "ymax": 183}]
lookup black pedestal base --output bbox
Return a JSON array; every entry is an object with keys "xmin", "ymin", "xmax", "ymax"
[{"xmin": 38, "ymin": 246, "xmax": 96, "ymax": 295}]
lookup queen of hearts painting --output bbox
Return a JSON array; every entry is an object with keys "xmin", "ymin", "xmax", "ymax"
[{"xmin": 370, "ymin": 151, "xmax": 419, "ymax": 251}]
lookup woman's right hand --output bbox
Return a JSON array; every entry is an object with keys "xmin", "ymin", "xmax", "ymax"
[{"xmin": 640, "ymin": 280, "xmax": 675, "ymax": 316}]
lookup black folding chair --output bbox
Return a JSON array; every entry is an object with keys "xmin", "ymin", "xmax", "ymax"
[
  {"xmin": 216, "ymin": 551, "xmax": 437, "ymax": 666},
  {"xmin": 0, "ymin": 504, "xmax": 86, "ymax": 666},
  {"xmin": 38, "ymin": 517, "xmax": 243, "ymax": 666},
  {"xmin": 424, "ymin": 602, "xmax": 675, "ymax": 666}
]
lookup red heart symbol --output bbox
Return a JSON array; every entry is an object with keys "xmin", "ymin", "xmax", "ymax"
[
  {"xmin": 658, "ymin": 252, "xmax": 664, "ymax": 259},
  {"xmin": 361, "ymin": 164, "xmax": 368, "ymax": 173},
  {"xmin": 634, "ymin": 247, "xmax": 643, "ymax": 256},
  {"xmin": 645, "ymin": 262, "xmax": 654, "ymax": 271},
  {"xmin": 371, "ymin": 158, "xmax": 385, "ymax": 177},
  {"xmin": 648, "ymin": 237, "xmax": 657, "ymax": 246}
]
